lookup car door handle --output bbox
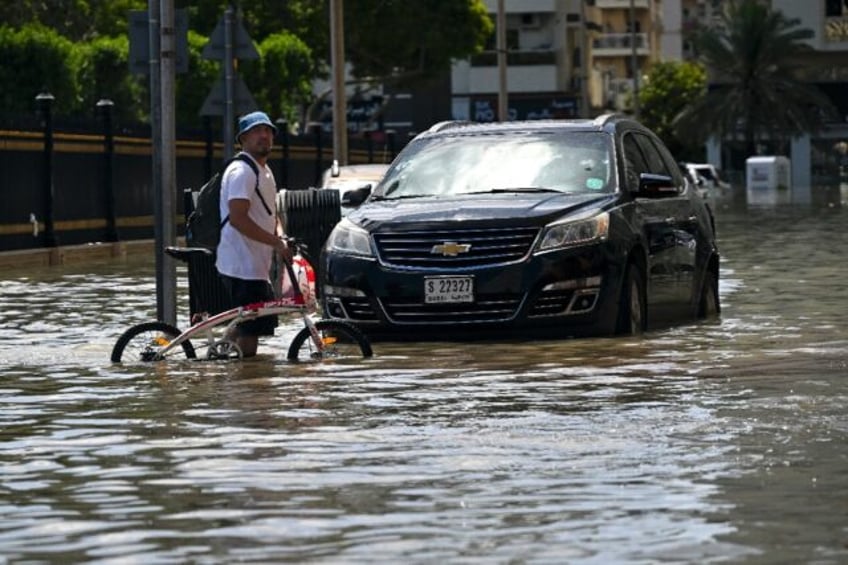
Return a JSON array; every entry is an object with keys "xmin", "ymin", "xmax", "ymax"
[{"xmin": 665, "ymin": 215, "xmax": 697, "ymax": 224}]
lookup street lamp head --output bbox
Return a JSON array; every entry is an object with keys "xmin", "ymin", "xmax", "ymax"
[
  {"xmin": 35, "ymin": 91, "xmax": 55, "ymax": 112},
  {"xmin": 96, "ymin": 98, "xmax": 115, "ymax": 119}
]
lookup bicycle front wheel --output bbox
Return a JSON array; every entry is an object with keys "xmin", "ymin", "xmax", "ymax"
[
  {"xmin": 111, "ymin": 321, "xmax": 196, "ymax": 363},
  {"xmin": 287, "ymin": 320, "xmax": 372, "ymax": 362}
]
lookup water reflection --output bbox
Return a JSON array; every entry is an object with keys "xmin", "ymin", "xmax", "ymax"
[{"xmin": 0, "ymin": 194, "xmax": 846, "ymax": 563}]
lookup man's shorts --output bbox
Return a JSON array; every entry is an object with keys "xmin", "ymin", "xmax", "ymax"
[{"xmin": 219, "ymin": 275, "xmax": 278, "ymax": 336}]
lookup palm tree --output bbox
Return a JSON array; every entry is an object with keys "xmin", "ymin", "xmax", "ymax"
[{"xmin": 675, "ymin": 0, "xmax": 837, "ymax": 157}]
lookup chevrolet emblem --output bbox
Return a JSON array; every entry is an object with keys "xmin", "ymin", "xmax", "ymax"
[{"xmin": 431, "ymin": 242, "xmax": 471, "ymax": 256}]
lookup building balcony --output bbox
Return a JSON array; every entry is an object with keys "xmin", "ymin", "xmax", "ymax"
[
  {"xmin": 470, "ymin": 50, "xmax": 557, "ymax": 67},
  {"xmin": 595, "ymin": 0, "xmax": 650, "ymax": 9},
  {"xmin": 455, "ymin": 63, "xmax": 560, "ymax": 94},
  {"xmin": 592, "ymin": 33, "xmax": 649, "ymax": 56},
  {"xmin": 481, "ymin": 0, "xmax": 556, "ymax": 13}
]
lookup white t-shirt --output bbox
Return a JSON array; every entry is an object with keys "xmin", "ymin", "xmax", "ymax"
[{"xmin": 215, "ymin": 153, "xmax": 278, "ymax": 281}]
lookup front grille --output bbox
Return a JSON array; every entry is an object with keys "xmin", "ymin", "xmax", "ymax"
[
  {"xmin": 529, "ymin": 290, "xmax": 574, "ymax": 317},
  {"xmin": 529, "ymin": 289, "xmax": 599, "ymax": 317},
  {"xmin": 373, "ymin": 226, "xmax": 539, "ymax": 269},
  {"xmin": 339, "ymin": 297, "xmax": 379, "ymax": 321},
  {"xmin": 379, "ymin": 293, "xmax": 524, "ymax": 324}
]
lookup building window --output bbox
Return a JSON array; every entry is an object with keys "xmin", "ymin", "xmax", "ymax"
[{"xmin": 826, "ymin": 0, "xmax": 848, "ymax": 17}]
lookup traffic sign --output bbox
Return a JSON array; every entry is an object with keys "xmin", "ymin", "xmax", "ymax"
[
  {"xmin": 128, "ymin": 10, "xmax": 189, "ymax": 74},
  {"xmin": 199, "ymin": 74, "xmax": 258, "ymax": 117},
  {"xmin": 202, "ymin": 16, "xmax": 259, "ymax": 60}
]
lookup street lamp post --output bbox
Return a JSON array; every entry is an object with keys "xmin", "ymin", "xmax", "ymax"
[
  {"xmin": 310, "ymin": 122, "xmax": 325, "ymax": 186},
  {"xmin": 96, "ymin": 98, "xmax": 118, "ymax": 242},
  {"xmin": 275, "ymin": 118, "xmax": 290, "ymax": 189},
  {"xmin": 35, "ymin": 91, "xmax": 57, "ymax": 248},
  {"xmin": 330, "ymin": 0, "xmax": 348, "ymax": 165}
]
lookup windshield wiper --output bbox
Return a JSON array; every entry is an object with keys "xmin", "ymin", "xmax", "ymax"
[
  {"xmin": 370, "ymin": 193, "xmax": 432, "ymax": 201},
  {"xmin": 465, "ymin": 187, "xmax": 564, "ymax": 194}
]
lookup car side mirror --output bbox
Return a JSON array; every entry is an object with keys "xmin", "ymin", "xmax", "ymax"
[
  {"xmin": 342, "ymin": 184, "xmax": 372, "ymax": 207},
  {"xmin": 636, "ymin": 173, "xmax": 678, "ymax": 197}
]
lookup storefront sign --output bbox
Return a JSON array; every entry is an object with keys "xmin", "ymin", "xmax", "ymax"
[{"xmin": 469, "ymin": 96, "xmax": 578, "ymax": 123}]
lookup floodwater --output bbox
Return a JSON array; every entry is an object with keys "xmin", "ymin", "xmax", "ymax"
[{"xmin": 1, "ymin": 188, "xmax": 847, "ymax": 564}]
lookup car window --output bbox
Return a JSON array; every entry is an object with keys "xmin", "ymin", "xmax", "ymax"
[
  {"xmin": 649, "ymin": 138, "xmax": 686, "ymax": 188},
  {"xmin": 622, "ymin": 133, "xmax": 649, "ymax": 191},
  {"xmin": 633, "ymin": 133, "xmax": 672, "ymax": 176},
  {"xmin": 377, "ymin": 131, "xmax": 614, "ymax": 198}
]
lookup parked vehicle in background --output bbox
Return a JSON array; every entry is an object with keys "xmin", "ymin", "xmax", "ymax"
[
  {"xmin": 682, "ymin": 162, "xmax": 731, "ymax": 194},
  {"xmin": 320, "ymin": 160, "xmax": 390, "ymax": 216},
  {"xmin": 320, "ymin": 115, "xmax": 720, "ymax": 340}
]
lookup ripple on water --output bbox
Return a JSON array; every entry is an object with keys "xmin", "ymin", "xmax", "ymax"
[{"xmin": 0, "ymin": 204, "xmax": 847, "ymax": 562}]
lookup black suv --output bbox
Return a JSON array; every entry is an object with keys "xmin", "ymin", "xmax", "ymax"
[{"xmin": 320, "ymin": 115, "xmax": 720, "ymax": 339}]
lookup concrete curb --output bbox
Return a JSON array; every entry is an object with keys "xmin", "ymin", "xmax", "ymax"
[{"xmin": 0, "ymin": 240, "xmax": 158, "ymax": 270}]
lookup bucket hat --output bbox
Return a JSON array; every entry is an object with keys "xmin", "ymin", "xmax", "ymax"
[{"xmin": 236, "ymin": 111, "xmax": 277, "ymax": 143}]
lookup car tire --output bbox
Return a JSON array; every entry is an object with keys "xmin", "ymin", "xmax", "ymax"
[
  {"xmin": 697, "ymin": 269, "xmax": 721, "ymax": 318},
  {"xmin": 615, "ymin": 263, "xmax": 646, "ymax": 336}
]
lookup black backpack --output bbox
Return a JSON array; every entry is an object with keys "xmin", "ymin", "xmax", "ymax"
[{"xmin": 186, "ymin": 153, "xmax": 272, "ymax": 250}]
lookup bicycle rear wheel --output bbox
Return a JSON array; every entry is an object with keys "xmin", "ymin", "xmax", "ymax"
[
  {"xmin": 111, "ymin": 321, "xmax": 196, "ymax": 363},
  {"xmin": 287, "ymin": 320, "xmax": 372, "ymax": 362}
]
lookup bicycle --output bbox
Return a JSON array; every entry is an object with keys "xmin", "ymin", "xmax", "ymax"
[{"xmin": 110, "ymin": 241, "xmax": 373, "ymax": 363}]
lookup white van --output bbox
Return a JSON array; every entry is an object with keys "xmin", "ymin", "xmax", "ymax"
[
  {"xmin": 683, "ymin": 163, "xmax": 730, "ymax": 193},
  {"xmin": 321, "ymin": 160, "xmax": 390, "ymax": 216}
]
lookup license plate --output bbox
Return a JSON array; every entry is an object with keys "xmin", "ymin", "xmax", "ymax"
[{"xmin": 424, "ymin": 276, "xmax": 474, "ymax": 304}]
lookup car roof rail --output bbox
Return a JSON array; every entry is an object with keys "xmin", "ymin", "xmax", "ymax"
[
  {"xmin": 426, "ymin": 120, "xmax": 475, "ymax": 133},
  {"xmin": 593, "ymin": 113, "xmax": 628, "ymax": 127}
]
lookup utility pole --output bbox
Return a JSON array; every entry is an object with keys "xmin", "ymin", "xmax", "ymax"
[
  {"xmin": 497, "ymin": 0, "xmax": 508, "ymax": 122},
  {"xmin": 223, "ymin": 5, "xmax": 235, "ymax": 159},
  {"xmin": 149, "ymin": 0, "xmax": 176, "ymax": 325},
  {"xmin": 579, "ymin": 0, "xmax": 590, "ymax": 118},
  {"xmin": 330, "ymin": 0, "xmax": 348, "ymax": 164},
  {"xmin": 630, "ymin": 0, "xmax": 640, "ymax": 119},
  {"xmin": 160, "ymin": 0, "xmax": 177, "ymax": 325}
]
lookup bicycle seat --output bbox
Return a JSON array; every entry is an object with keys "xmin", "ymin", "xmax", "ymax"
[{"xmin": 165, "ymin": 246, "xmax": 214, "ymax": 262}]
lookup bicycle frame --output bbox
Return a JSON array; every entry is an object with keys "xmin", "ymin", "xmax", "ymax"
[
  {"xmin": 154, "ymin": 296, "xmax": 320, "ymax": 360},
  {"xmin": 156, "ymin": 252, "xmax": 323, "ymax": 360}
]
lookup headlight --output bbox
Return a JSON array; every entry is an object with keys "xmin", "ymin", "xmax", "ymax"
[
  {"xmin": 325, "ymin": 218, "xmax": 374, "ymax": 257},
  {"xmin": 536, "ymin": 211, "xmax": 609, "ymax": 252}
]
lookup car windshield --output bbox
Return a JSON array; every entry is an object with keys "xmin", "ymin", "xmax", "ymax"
[{"xmin": 376, "ymin": 131, "xmax": 614, "ymax": 199}]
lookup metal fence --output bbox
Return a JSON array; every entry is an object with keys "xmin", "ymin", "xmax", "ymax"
[{"xmin": 0, "ymin": 115, "xmax": 402, "ymax": 252}]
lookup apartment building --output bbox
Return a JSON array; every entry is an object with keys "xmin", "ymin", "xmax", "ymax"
[
  {"xmin": 451, "ymin": 0, "xmax": 664, "ymax": 120},
  {"xmin": 450, "ymin": 0, "xmax": 848, "ymax": 188},
  {"xmin": 451, "ymin": 0, "xmax": 578, "ymax": 121}
]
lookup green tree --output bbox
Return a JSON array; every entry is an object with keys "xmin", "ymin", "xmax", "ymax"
[
  {"xmin": 343, "ymin": 0, "xmax": 493, "ymax": 87},
  {"xmin": 0, "ymin": 0, "xmax": 493, "ymax": 126},
  {"xmin": 0, "ymin": 24, "xmax": 79, "ymax": 116},
  {"xmin": 639, "ymin": 61, "xmax": 707, "ymax": 160},
  {"xmin": 77, "ymin": 35, "xmax": 147, "ymax": 122},
  {"xmin": 0, "ymin": 0, "xmax": 146, "ymax": 41},
  {"xmin": 253, "ymin": 32, "xmax": 317, "ymax": 124},
  {"xmin": 175, "ymin": 30, "xmax": 222, "ymax": 127},
  {"xmin": 675, "ymin": 0, "xmax": 837, "ymax": 156}
]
